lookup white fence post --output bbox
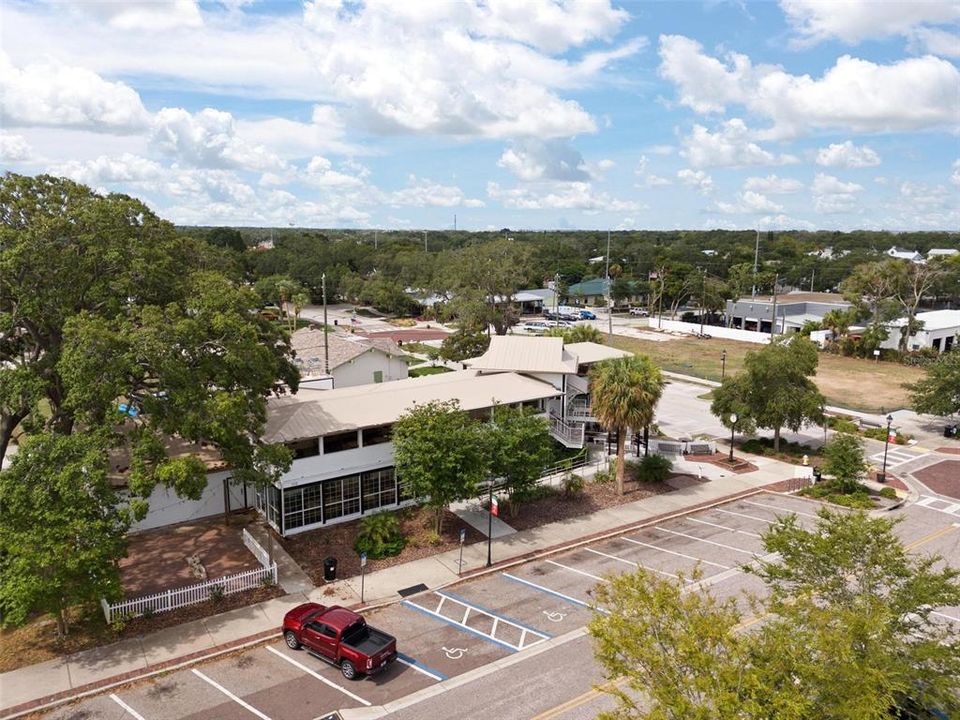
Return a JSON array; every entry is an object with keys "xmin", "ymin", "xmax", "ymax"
[{"xmin": 101, "ymin": 597, "xmax": 112, "ymax": 624}]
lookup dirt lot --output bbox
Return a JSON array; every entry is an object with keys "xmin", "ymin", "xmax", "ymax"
[{"xmin": 610, "ymin": 334, "xmax": 924, "ymax": 413}]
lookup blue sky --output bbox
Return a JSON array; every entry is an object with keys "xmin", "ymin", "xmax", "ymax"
[{"xmin": 1, "ymin": 0, "xmax": 957, "ymax": 231}]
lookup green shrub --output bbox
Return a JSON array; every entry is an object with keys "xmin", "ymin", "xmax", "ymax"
[
  {"xmin": 879, "ymin": 486, "xmax": 898, "ymax": 500},
  {"xmin": 628, "ymin": 454, "xmax": 673, "ymax": 483},
  {"xmin": 353, "ymin": 512, "xmax": 407, "ymax": 559},
  {"xmin": 208, "ymin": 582, "xmax": 225, "ymax": 603},
  {"xmin": 110, "ymin": 612, "xmax": 132, "ymax": 634},
  {"xmin": 862, "ymin": 427, "xmax": 912, "ymax": 445},
  {"xmin": 141, "ymin": 606, "xmax": 156, "ymax": 620},
  {"xmin": 592, "ymin": 467, "xmax": 615, "ymax": 485},
  {"xmin": 827, "ymin": 416, "xmax": 860, "ymax": 434},
  {"xmin": 562, "ymin": 473, "xmax": 585, "ymax": 498},
  {"xmin": 799, "ymin": 480, "xmax": 874, "ymax": 509}
]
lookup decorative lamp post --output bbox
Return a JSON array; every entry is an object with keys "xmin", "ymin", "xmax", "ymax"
[
  {"xmin": 721, "ymin": 349, "xmax": 727, "ymax": 380},
  {"xmin": 486, "ymin": 479, "xmax": 494, "ymax": 567},
  {"xmin": 879, "ymin": 414, "xmax": 894, "ymax": 483},
  {"xmin": 729, "ymin": 413, "xmax": 738, "ymax": 462}
]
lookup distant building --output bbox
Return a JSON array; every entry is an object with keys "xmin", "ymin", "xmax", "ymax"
[
  {"xmin": 881, "ymin": 309, "xmax": 960, "ymax": 354},
  {"xmin": 927, "ymin": 248, "xmax": 959, "ymax": 259},
  {"xmin": 725, "ymin": 292, "xmax": 852, "ymax": 334},
  {"xmin": 291, "ymin": 327, "xmax": 409, "ymax": 388},
  {"xmin": 886, "ymin": 246, "xmax": 924, "ymax": 263}
]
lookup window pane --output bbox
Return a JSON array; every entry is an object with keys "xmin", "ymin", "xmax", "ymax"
[
  {"xmin": 362, "ymin": 425, "xmax": 392, "ymax": 446},
  {"xmin": 324, "ymin": 431, "xmax": 359, "ymax": 454}
]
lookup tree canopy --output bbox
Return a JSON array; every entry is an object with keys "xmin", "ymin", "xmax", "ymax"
[
  {"xmin": 486, "ymin": 404, "xmax": 553, "ymax": 515},
  {"xmin": 906, "ymin": 349, "xmax": 960, "ymax": 417},
  {"xmin": 589, "ymin": 509, "xmax": 960, "ymax": 720},
  {"xmin": 711, "ymin": 337, "xmax": 824, "ymax": 450}
]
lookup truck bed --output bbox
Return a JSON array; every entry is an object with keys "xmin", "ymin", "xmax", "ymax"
[{"xmin": 341, "ymin": 624, "xmax": 394, "ymax": 656}]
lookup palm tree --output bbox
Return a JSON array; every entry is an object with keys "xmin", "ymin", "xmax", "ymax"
[{"xmin": 590, "ymin": 355, "xmax": 665, "ymax": 495}]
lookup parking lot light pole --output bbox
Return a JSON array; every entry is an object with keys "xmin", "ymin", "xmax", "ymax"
[
  {"xmin": 729, "ymin": 413, "xmax": 738, "ymax": 462},
  {"xmin": 880, "ymin": 414, "xmax": 893, "ymax": 483},
  {"xmin": 721, "ymin": 349, "xmax": 727, "ymax": 380}
]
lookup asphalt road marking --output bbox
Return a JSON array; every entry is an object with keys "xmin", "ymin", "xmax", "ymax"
[
  {"xmin": 545, "ymin": 558, "xmax": 609, "ymax": 583},
  {"xmin": 687, "ymin": 516, "xmax": 763, "ymax": 539},
  {"xmin": 743, "ymin": 499, "xmax": 819, "ymax": 519},
  {"xmin": 905, "ymin": 524, "xmax": 959, "ymax": 551},
  {"xmin": 396, "ymin": 652, "xmax": 447, "ymax": 682},
  {"xmin": 652, "ymin": 526, "xmax": 758, "ymax": 555},
  {"xmin": 110, "ymin": 694, "xmax": 147, "ymax": 720},
  {"xmin": 915, "ymin": 496, "xmax": 960, "ymax": 518},
  {"xmin": 501, "ymin": 572, "xmax": 607, "ymax": 614},
  {"xmin": 619, "ymin": 536, "xmax": 730, "ymax": 569},
  {"xmin": 714, "ymin": 507, "xmax": 775, "ymax": 524},
  {"xmin": 584, "ymin": 546, "xmax": 683, "ymax": 580},
  {"xmin": 264, "ymin": 646, "xmax": 371, "ymax": 706},
  {"xmin": 191, "ymin": 668, "xmax": 273, "ymax": 720}
]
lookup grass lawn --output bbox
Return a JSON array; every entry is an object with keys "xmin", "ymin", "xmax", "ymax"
[
  {"xmin": 409, "ymin": 365, "xmax": 453, "ymax": 378},
  {"xmin": 609, "ymin": 335, "xmax": 924, "ymax": 413}
]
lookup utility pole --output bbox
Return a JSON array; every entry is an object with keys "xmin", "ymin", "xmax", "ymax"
[
  {"xmin": 554, "ymin": 272, "xmax": 560, "ymax": 318},
  {"xmin": 454, "ymin": 214, "xmax": 457, "ymax": 232},
  {"xmin": 770, "ymin": 274, "xmax": 779, "ymax": 339},
  {"xmin": 605, "ymin": 230, "xmax": 613, "ymax": 340},
  {"xmin": 423, "ymin": 230, "xmax": 427, "ymax": 253},
  {"xmin": 699, "ymin": 267, "xmax": 707, "ymax": 336},
  {"xmin": 322, "ymin": 273, "xmax": 329, "ymax": 374},
  {"xmin": 810, "ymin": 267, "xmax": 815, "ymax": 292},
  {"xmin": 752, "ymin": 229, "xmax": 760, "ymax": 298}
]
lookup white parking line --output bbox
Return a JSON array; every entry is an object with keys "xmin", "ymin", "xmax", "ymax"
[
  {"xmin": 743, "ymin": 499, "xmax": 819, "ymax": 519},
  {"xmin": 619, "ymin": 536, "xmax": 730, "ymax": 569},
  {"xmin": 110, "ymin": 694, "xmax": 147, "ymax": 720},
  {"xmin": 265, "ymin": 646, "xmax": 371, "ymax": 706},
  {"xmin": 688, "ymin": 517, "xmax": 763, "ymax": 539},
  {"xmin": 501, "ymin": 572, "xmax": 603, "ymax": 612},
  {"xmin": 546, "ymin": 559, "xmax": 609, "ymax": 583},
  {"xmin": 191, "ymin": 669, "xmax": 273, "ymax": 720},
  {"xmin": 714, "ymin": 507, "xmax": 775, "ymax": 525},
  {"xmin": 396, "ymin": 655, "xmax": 445, "ymax": 682},
  {"xmin": 584, "ymin": 547, "xmax": 683, "ymax": 580},
  {"xmin": 653, "ymin": 526, "xmax": 758, "ymax": 556}
]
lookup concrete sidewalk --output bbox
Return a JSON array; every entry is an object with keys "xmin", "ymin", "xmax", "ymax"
[{"xmin": 0, "ymin": 453, "xmax": 794, "ymax": 718}]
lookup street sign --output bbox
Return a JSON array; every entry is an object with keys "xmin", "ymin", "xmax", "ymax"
[
  {"xmin": 360, "ymin": 552, "xmax": 367, "ymax": 568},
  {"xmin": 459, "ymin": 528, "xmax": 466, "ymax": 544},
  {"xmin": 490, "ymin": 495, "xmax": 499, "ymax": 517}
]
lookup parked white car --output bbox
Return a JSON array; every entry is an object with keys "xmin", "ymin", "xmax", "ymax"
[
  {"xmin": 629, "ymin": 307, "xmax": 650, "ymax": 317},
  {"xmin": 516, "ymin": 321, "xmax": 549, "ymax": 334}
]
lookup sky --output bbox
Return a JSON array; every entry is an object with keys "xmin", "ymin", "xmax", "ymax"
[{"xmin": 1, "ymin": 0, "xmax": 958, "ymax": 232}]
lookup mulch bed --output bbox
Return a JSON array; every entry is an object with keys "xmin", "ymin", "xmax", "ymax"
[
  {"xmin": 913, "ymin": 460, "xmax": 960, "ymax": 499},
  {"xmin": 687, "ymin": 452, "xmax": 758, "ymax": 474},
  {"xmin": 281, "ymin": 507, "xmax": 486, "ymax": 584}
]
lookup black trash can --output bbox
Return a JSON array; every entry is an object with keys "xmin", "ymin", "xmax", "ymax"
[
  {"xmin": 323, "ymin": 556, "xmax": 337, "ymax": 582},
  {"xmin": 812, "ymin": 467, "xmax": 822, "ymax": 483},
  {"xmin": 944, "ymin": 424, "xmax": 958, "ymax": 438}
]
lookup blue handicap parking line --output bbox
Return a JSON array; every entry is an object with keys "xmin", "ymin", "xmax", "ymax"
[
  {"xmin": 400, "ymin": 599, "xmax": 520, "ymax": 652},
  {"xmin": 435, "ymin": 589, "xmax": 553, "ymax": 639},
  {"xmin": 396, "ymin": 652, "xmax": 448, "ymax": 682},
  {"xmin": 500, "ymin": 572, "xmax": 609, "ymax": 615}
]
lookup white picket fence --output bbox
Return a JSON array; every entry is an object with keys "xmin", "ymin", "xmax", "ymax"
[
  {"xmin": 101, "ymin": 563, "xmax": 277, "ymax": 624},
  {"xmin": 242, "ymin": 528, "xmax": 272, "ymax": 569}
]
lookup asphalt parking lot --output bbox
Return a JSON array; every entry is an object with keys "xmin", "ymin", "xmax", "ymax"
[{"xmin": 39, "ymin": 491, "xmax": 959, "ymax": 720}]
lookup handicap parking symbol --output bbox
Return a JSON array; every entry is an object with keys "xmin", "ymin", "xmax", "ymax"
[
  {"xmin": 442, "ymin": 646, "xmax": 468, "ymax": 660},
  {"xmin": 542, "ymin": 610, "xmax": 567, "ymax": 623}
]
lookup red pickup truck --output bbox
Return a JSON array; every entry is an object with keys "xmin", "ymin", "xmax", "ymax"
[{"xmin": 282, "ymin": 602, "xmax": 398, "ymax": 680}]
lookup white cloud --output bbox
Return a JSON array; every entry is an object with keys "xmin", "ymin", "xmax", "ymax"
[
  {"xmin": 235, "ymin": 105, "xmax": 355, "ymax": 158},
  {"xmin": 0, "ymin": 52, "xmax": 148, "ymax": 131},
  {"xmin": 150, "ymin": 107, "xmax": 286, "ymax": 171},
  {"xmin": 487, "ymin": 181, "xmax": 642, "ymax": 213},
  {"xmin": 907, "ymin": 27, "xmax": 960, "ymax": 57},
  {"xmin": 815, "ymin": 141, "xmax": 881, "ymax": 168},
  {"xmin": 0, "ymin": 132, "xmax": 32, "ymax": 162},
  {"xmin": 758, "ymin": 213, "xmax": 816, "ymax": 231},
  {"xmin": 681, "ymin": 119, "xmax": 799, "ymax": 168},
  {"xmin": 951, "ymin": 159, "xmax": 960, "ymax": 186},
  {"xmin": 811, "ymin": 172, "xmax": 864, "ymax": 213},
  {"xmin": 498, "ymin": 140, "xmax": 590, "ymax": 182},
  {"xmin": 743, "ymin": 175, "xmax": 804, "ymax": 194},
  {"xmin": 70, "ymin": 1, "xmax": 203, "ymax": 31},
  {"xmin": 646, "ymin": 144, "xmax": 675, "ymax": 156},
  {"xmin": 658, "ymin": 35, "xmax": 960, "ymax": 138},
  {"xmin": 635, "ymin": 155, "xmax": 672, "ymax": 188},
  {"xmin": 50, "ymin": 153, "xmax": 165, "ymax": 185},
  {"xmin": 780, "ymin": 0, "xmax": 959, "ymax": 47},
  {"xmin": 389, "ymin": 176, "xmax": 485, "ymax": 208},
  {"xmin": 304, "ymin": 156, "xmax": 365, "ymax": 188},
  {"xmin": 677, "ymin": 168, "xmax": 713, "ymax": 195},
  {"xmin": 712, "ymin": 191, "xmax": 783, "ymax": 214},
  {"xmin": 899, "ymin": 180, "xmax": 954, "ymax": 211}
]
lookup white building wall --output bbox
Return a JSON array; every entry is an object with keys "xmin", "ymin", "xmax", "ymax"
[
  {"xmin": 129, "ymin": 470, "xmax": 251, "ymax": 532},
  {"xmin": 332, "ymin": 350, "xmax": 409, "ymax": 388},
  {"xmin": 656, "ymin": 319, "xmax": 772, "ymax": 344},
  {"xmin": 880, "ymin": 326, "xmax": 960, "ymax": 352}
]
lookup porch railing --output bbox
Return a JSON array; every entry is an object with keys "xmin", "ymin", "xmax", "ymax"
[{"xmin": 549, "ymin": 413, "xmax": 585, "ymax": 448}]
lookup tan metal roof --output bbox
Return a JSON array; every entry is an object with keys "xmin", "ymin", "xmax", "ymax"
[
  {"xmin": 465, "ymin": 335, "xmax": 578, "ymax": 374},
  {"xmin": 291, "ymin": 327, "xmax": 404, "ymax": 376},
  {"xmin": 265, "ymin": 370, "xmax": 561, "ymax": 442},
  {"xmin": 565, "ymin": 342, "xmax": 631, "ymax": 365}
]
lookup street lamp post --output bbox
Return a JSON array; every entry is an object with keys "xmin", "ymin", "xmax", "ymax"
[
  {"xmin": 486, "ymin": 479, "xmax": 494, "ymax": 567},
  {"xmin": 879, "ymin": 414, "xmax": 893, "ymax": 483},
  {"xmin": 729, "ymin": 413, "xmax": 738, "ymax": 462},
  {"xmin": 721, "ymin": 349, "xmax": 727, "ymax": 380}
]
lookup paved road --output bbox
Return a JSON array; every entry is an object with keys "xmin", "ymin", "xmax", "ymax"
[{"xmin": 38, "ymin": 492, "xmax": 959, "ymax": 720}]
